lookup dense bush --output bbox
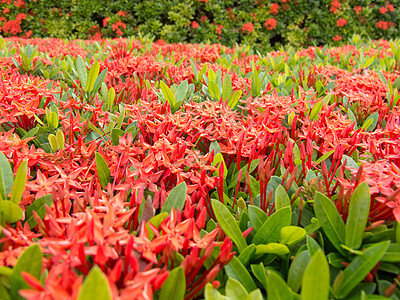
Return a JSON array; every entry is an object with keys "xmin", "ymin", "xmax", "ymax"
[{"xmin": 0, "ymin": 0, "xmax": 399, "ymax": 51}]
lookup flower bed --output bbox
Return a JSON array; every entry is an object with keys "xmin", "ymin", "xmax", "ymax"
[{"xmin": 0, "ymin": 36, "xmax": 400, "ymax": 299}]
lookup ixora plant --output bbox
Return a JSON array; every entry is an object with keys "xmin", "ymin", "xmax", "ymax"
[{"xmin": 0, "ymin": 35, "xmax": 400, "ymax": 299}]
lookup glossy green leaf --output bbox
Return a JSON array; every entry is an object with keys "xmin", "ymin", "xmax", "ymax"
[
  {"xmin": 10, "ymin": 244, "xmax": 42, "ymax": 300},
  {"xmin": 78, "ymin": 266, "xmax": 112, "ymax": 300},
  {"xmin": 161, "ymin": 182, "xmax": 187, "ymax": 214},
  {"xmin": 255, "ymin": 243, "xmax": 289, "ymax": 256},
  {"xmin": 362, "ymin": 112, "xmax": 379, "ymax": 132},
  {"xmin": 107, "ymin": 87, "xmax": 116, "ymax": 111},
  {"xmin": 10, "ymin": 160, "xmax": 27, "ymax": 205},
  {"xmin": 226, "ymin": 278, "xmax": 248, "ymax": 300},
  {"xmin": 280, "ymin": 226, "xmax": 306, "ymax": 246},
  {"xmin": 208, "ymin": 81, "xmax": 221, "ymax": 100},
  {"xmin": 92, "ymin": 68, "xmax": 108, "ymax": 95},
  {"xmin": 0, "ymin": 201, "xmax": 23, "ymax": 224},
  {"xmin": 204, "ymin": 283, "xmax": 228, "ymax": 300},
  {"xmin": 314, "ymin": 192, "xmax": 346, "ymax": 255},
  {"xmin": 224, "ymin": 256, "xmax": 257, "ymax": 292},
  {"xmin": 275, "ymin": 185, "xmax": 290, "ymax": 210},
  {"xmin": 345, "ymin": 182, "xmax": 370, "ymax": 250},
  {"xmin": 212, "ymin": 199, "xmax": 247, "ymax": 253},
  {"xmin": 310, "ymin": 101, "xmax": 323, "ymax": 121},
  {"xmin": 95, "ymin": 152, "xmax": 111, "ymax": 188},
  {"xmin": 382, "ymin": 243, "xmax": 400, "ymax": 262},
  {"xmin": 251, "ymin": 263, "xmax": 267, "ymax": 289},
  {"xmin": 251, "ymin": 68, "xmax": 261, "ymax": 97},
  {"xmin": 212, "ymin": 153, "xmax": 227, "ymax": 178},
  {"xmin": 245, "ymin": 289, "xmax": 263, "ymax": 300},
  {"xmin": 301, "ymin": 250, "xmax": 330, "ymax": 300},
  {"xmin": 159, "ymin": 266, "xmax": 185, "ymax": 300},
  {"xmin": 238, "ymin": 244, "xmax": 256, "ymax": 266},
  {"xmin": 111, "ymin": 128, "xmax": 124, "ymax": 146},
  {"xmin": 0, "ymin": 152, "xmax": 13, "ymax": 201},
  {"xmin": 315, "ymin": 150, "xmax": 335, "ymax": 165},
  {"xmin": 160, "ymin": 81, "xmax": 175, "ymax": 106},
  {"xmin": 222, "ymin": 73, "xmax": 232, "ymax": 101},
  {"xmin": 228, "ymin": 90, "xmax": 242, "ymax": 109},
  {"xmin": 306, "ymin": 235, "xmax": 321, "ymax": 257},
  {"xmin": 85, "ymin": 61, "xmax": 100, "ymax": 92},
  {"xmin": 75, "ymin": 56, "xmax": 87, "ymax": 89},
  {"xmin": 175, "ymin": 80, "xmax": 189, "ymax": 103},
  {"xmin": 266, "ymin": 269, "xmax": 294, "ymax": 300},
  {"xmin": 248, "ymin": 205, "xmax": 268, "ymax": 232},
  {"xmin": 25, "ymin": 195, "xmax": 52, "ymax": 229},
  {"xmin": 336, "ymin": 241, "xmax": 390, "ymax": 299},
  {"xmin": 287, "ymin": 250, "xmax": 311, "ymax": 292},
  {"xmin": 252, "ymin": 207, "xmax": 291, "ymax": 245}
]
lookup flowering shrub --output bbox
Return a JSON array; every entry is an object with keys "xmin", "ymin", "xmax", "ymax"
[
  {"xmin": 1, "ymin": 35, "xmax": 400, "ymax": 298},
  {"xmin": 0, "ymin": 1, "xmax": 398, "ymax": 50}
]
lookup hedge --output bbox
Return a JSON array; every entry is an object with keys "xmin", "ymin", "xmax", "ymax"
[{"xmin": 0, "ymin": 0, "xmax": 399, "ymax": 51}]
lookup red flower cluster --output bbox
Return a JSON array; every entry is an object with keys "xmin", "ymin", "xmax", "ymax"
[
  {"xmin": 337, "ymin": 18, "xmax": 347, "ymax": 27},
  {"xmin": 242, "ymin": 22, "xmax": 254, "ymax": 33},
  {"xmin": 270, "ymin": 3, "xmax": 279, "ymax": 15},
  {"xmin": 111, "ymin": 21, "xmax": 126, "ymax": 37},
  {"xmin": 264, "ymin": 18, "xmax": 278, "ymax": 30},
  {"xmin": 376, "ymin": 20, "xmax": 395, "ymax": 30},
  {"xmin": 353, "ymin": 6, "xmax": 362, "ymax": 15},
  {"xmin": 192, "ymin": 21, "xmax": 199, "ymax": 29},
  {"xmin": 330, "ymin": 0, "xmax": 341, "ymax": 14}
]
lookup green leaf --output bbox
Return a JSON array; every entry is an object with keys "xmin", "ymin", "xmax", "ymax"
[
  {"xmin": 111, "ymin": 128, "xmax": 124, "ymax": 146},
  {"xmin": 255, "ymin": 243, "xmax": 289, "ymax": 256},
  {"xmin": 226, "ymin": 278, "xmax": 248, "ymax": 300},
  {"xmin": 251, "ymin": 68, "xmax": 261, "ymax": 97},
  {"xmin": 10, "ymin": 160, "xmax": 27, "ymax": 205},
  {"xmin": 25, "ymin": 195, "xmax": 52, "ymax": 229},
  {"xmin": 252, "ymin": 207, "xmax": 291, "ymax": 245},
  {"xmin": 212, "ymin": 199, "xmax": 247, "ymax": 253},
  {"xmin": 48, "ymin": 134, "xmax": 58, "ymax": 152},
  {"xmin": 248, "ymin": 205, "xmax": 268, "ymax": 232},
  {"xmin": 382, "ymin": 243, "xmax": 400, "ymax": 262},
  {"xmin": 0, "ymin": 152, "xmax": 13, "ymax": 200},
  {"xmin": 222, "ymin": 73, "xmax": 233, "ymax": 101},
  {"xmin": 345, "ymin": 182, "xmax": 370, "ymax": 250},
  {"xmin": 92, "ymin": 68, "xmax": 108, "ymax": 95},
  {"xmin": 287, "ymin": 250, "xmax": 311, "ymax": 292},
  {"xmin": 301, "ymin": 250, "xmax": 330, "ymax": 300},
  {"xmin": 336, "ymin": 241, "xmax": 390, "ymax": 299},
  {"xmin": 280, "ymin": 226, "xmax": 306, "ymax": 246},
  {"xmin": 238, "ymin": 244, "xmax": 256, "ymax": 266},
  {"xmin": 378, "ymin": 70, "xmax": 388, "ymax": 85},
  {"xmin": 160, "ymin": 81, "xmax": 175, "ymax": 106},
  {"xmin": 175, "ymin": 80, "xmax": 189, "ymax": 103},
  {"xmin": 161, "ymin": 182, "xmax": 187, "ymax": 214},
  {"xmin": 251, "ymin": 263, "xmax": 267, "ymax": 288},
  {"xmin": 212, "ymin": 153, "xmax": 228, "ymax": 178},
  {"xmin": 306, "ymin": 235, "xmax": 321, "ymax": 257},
  {"xmin": 75, "ymin": 56, "xmax": 87, "ymax": 90},
  {"xmin": 95, "ymin": 152, "xmax": 111, "ymax": 188},
  {"xmin": 0, "ymin": 201, "xmax": 23, "ymax": 224},
  {"xmin": 159, "ymin": 266, "xmax": 185, "ymax": 300},
  {"xmin": 78, "ymin": 266, "xmax": 112, "ymax": 300},
  {"xmin": 10, "ymin": 244, "xmax": 42, "ymax": 300},
  {"xmin": 205, "ymin": 283, "xmax": 228, "ymax": 300},
  {"xmin": 266, "ymin": 269, "xmax": 294, "ymax": 300},
  {"xmin": 107, "ymin": 87, "xmax": 116, "ymax": 111},
  {"xmin": 228, "ymin": 90, "xmax": 242, "ymax": 109},
  {"xmin": 208, "ymin": 81, "xmax": 221, "ymax": 101},
  {"xmin": 245, "ymin": 289, "xmax": 263, "ymax": 300},
  {"xmin": 314, "ymin": 192, "xmax": 346, "ymax": 255},
  {"xmin": 362, "ymin": 112, "xmax": 379, "ymax": 132},
  {"xmin": 275, "ymin": 185, "xmax": 290, "ymax": 210},
  {"xmin": 315, "ymin": 150, "xmax": 335, "ymax": 165},
  {"xmin": 309, "ymin": 101, "xmax": 323, "ymax": 121},
  {"xmin": 347, "ymin": 108, "xmax": 357, "ymax": 128},
  {"xmin": 225, "ymin": 256, "xmax": 257, "ymax": 292},
  {"xmin": 85, "ymin": 61, "xmax": 100, "ymax": 92}
]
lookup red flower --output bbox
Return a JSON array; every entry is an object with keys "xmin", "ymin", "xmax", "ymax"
[
  {"xmin": 387, "ymin": 3, "xmax": 394, "ymax": 12},
  {"xmin": 337, "ymin": 18, "xmax": 347, "ymax": 27},
  {"xmin": 103, "ymin": 17, "xmax": 109, "ymax": 27},
  {"xmin": 264, "ymin": 18, "xmax": 277, "ymax": 30},
  {"xmin": 376, "ymin": 20, "xmax": 395, "ymax": 30},
  {"xmin": 192, "ymin": 21, "xmax": 199, "ymax": 29},
  {"xmin": 353, "ymin": 6, "xmax": 362, "ymax": 15},
  {"xmin": 3, "ymin": 8, "xmax": 9, "ymax": 14},
  {"xmin": 330, "ymin": 0, "xmax": 341, "ymax": 14},
  {"xmin": 200, "ymin": 15, "xmax": 207, "ymax": 22},
  {"xmin": 117, "ymin": 11, "xmax": 128, "ymax": 17},
  {"xmin": 242, "ymin": 22, "xmax": 254, "ymax": 33},
  {"xmin": 332, "ymin": 34, "xmax": 342, "ymax": 41},
  {"xmin": 216, "ymin": 24, "xmax": 223, "ymax": 35},
  {"xmin": 379, "ymin": 6, "xmax": 388, "ymax": 14},
  {"xmin": 270, "ymin": 3, "xmax": 280, "ymax": 15}
]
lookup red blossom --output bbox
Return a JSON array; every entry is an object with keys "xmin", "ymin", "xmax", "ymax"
[
  {"xmin": 337, "ymin": 18, "xmax": 347, "ymax": 27},
  {"xmin": 264, "ymin": 18, "xmax": 278, "ymax": 30}
]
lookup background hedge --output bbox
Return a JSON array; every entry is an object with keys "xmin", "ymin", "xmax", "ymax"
[{"xmin": 0, "ymin": 0, "xmax": 399, "ymax": 51}]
